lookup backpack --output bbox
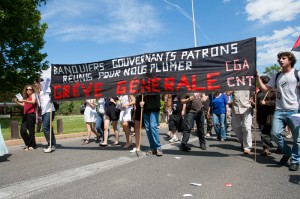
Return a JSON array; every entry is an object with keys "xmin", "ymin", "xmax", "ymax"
[
  {"xmin": 53, "ymin": 101, "xmax": 60, "ymax": 111},
  {"xmin": 275, "ymin": 69, "xmax": 299, "ymax": 88}
]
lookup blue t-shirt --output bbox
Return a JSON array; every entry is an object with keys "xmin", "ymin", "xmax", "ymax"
[{"xmin": 211, "ymin": 93, "xmax": 228, "ymax": 114}]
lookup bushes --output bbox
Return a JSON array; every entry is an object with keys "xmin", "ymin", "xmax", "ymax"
[{"xmin": 55, "ymin": 100, "xmax": 83, "ymax": 115}]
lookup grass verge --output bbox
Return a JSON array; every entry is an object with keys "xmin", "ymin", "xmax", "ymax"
[{"xmin": 0, "ymin": 115, "xmax": 86, "ymax": 141}]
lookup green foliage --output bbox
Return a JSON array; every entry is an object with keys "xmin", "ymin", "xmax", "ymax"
[
  {"xmin": 55, "ymin": 100, "xmax": 83, "ymax": 115},
  {"xmin": 0, "ymin": 0, "xmax": 48, "ymax": 101},
  {"xmin": 160, "ymin": 97, "xmax": 164, "ymax": 112},
  {"xmin": 262, "ymin": 64, "xmax": 281, "ymax": 77}
]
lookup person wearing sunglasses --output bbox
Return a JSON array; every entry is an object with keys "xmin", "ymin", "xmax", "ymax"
[{"xmin": 13, "ymin": 85, "xmax": 37, "ymax": 150}]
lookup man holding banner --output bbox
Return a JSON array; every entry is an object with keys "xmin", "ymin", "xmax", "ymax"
[
  {"xmin": 140, "ymin": 95, "xmax": 163, "ymax": 156},
  {"xmin": 35, "ymin": 78, "xmax": 57, "ymax": 153},
  {"xmin": 180, "ymin": 93, "xmax": 206, "ymax": 151}
]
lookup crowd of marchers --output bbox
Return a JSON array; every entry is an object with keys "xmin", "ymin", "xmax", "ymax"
[{"xmin": 1, "ymin": 51, "xmax": 299, "ymax": 172}]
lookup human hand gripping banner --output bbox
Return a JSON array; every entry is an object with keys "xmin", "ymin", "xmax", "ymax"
[{"xmin": 51, "ymin": 37, "xmax": 256, "ymax": 101}]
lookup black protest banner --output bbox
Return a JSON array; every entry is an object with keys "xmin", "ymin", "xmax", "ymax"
[{"xmin": 51, "ymin": 37, "xmax": 256, "ymax": 101}]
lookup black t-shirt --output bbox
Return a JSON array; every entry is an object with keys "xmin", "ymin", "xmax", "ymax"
[
  {"xmin": 202, "ymin": 98, "xmax": 210, "ymax": 112},
  {"xmin": 143, "ymin": 95, "xmax": 161, "ymax": 113},
  {"xmin": 171, "ymin": 95, "xmax": 182, "ymax": 115},
  {"xmin": 185, "ymin": 93, "xmax": 202, "ymax": 113}
]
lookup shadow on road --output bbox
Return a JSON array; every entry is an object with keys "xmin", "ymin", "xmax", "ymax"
[
  {"xmin": 0, "ymin": 154, "xmax": 11, "ymax": 162},
  {"xmin": 289, "ymin": 175, "xmax": 300, "ymax": 185}
]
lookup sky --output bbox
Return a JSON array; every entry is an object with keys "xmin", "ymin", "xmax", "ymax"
[{"xmin": 39, "ymin": 0, "xmax": 300, "ymax": 79}]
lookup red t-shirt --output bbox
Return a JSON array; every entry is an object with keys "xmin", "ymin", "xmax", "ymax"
[{"xmin": 24, "ymin": 96, "xmax": 36, "ymax": 114}]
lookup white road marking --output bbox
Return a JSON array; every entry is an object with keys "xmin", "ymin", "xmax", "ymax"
[
  {"xmin": 0, "ymin": 157, "xmax": 135, "ymax": 199},
  {"xmin": 0, "ymin": 137, "xmax": 198, "ymax": 199}
]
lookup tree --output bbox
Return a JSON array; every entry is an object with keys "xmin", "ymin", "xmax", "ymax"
[
  {"xmin": 262, "ymin": 64, "xmax": 281, "ymax": 77},
  {"xmin": 0, "ymin": 0, "xmax": 48, "ymax": 101}
]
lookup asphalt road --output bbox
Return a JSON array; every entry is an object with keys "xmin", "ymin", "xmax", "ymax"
[{"xmin": 0, "ymin": 124, "xmax": 299, "ymax": 199}]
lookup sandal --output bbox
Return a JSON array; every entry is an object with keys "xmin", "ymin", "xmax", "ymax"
[
  {"xmin": 123, "ymin": 144, "xmax": 133, "ymax": 149},
  {"xmin": 96, "ymin": 135, "xmax": 100, "ymax": 142},
  {"xmin": 84, "ymin": 139, "xmax": 90, "ymax": 144},
  {"xmin": 99, "ymin": 143, "xmax": 108, "ymax": 147}
]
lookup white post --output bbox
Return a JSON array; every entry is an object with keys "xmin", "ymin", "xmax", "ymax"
[{"xmin": 191, "ymin": 0, "xmax": 197, "ymax": 47}]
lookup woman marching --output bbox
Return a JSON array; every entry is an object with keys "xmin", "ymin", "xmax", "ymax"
[
  {"xmin": 13, "ymin": 85, "xmax": 38, "ymax": 150},
  {"xmin": 83, "ymin": 98, "xmax": 100, "ymax": 144},
  {"xmin": 119, "ymin": 95, "xmax": 135, "ymax": 149}
]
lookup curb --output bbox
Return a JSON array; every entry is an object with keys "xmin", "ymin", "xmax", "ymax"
[
  {"xmin": 5, "ymin": 132, "xmax": 87, "ymax": 146},
  {"xmin": 4, "ymin": 123, "xmax": 169, "ymax": 147}
]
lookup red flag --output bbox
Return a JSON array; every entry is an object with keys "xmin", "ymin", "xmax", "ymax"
[{"xmin": 292, "ymin": 36, "xmax": 300, "ymax": 52}]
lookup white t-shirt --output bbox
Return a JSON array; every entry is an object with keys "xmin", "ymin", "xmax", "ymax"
[
  {"xmin": 39, "ymin": 89, "xmax": 55, "ymax": 115},
  {"xmin": 119, "ymin": 95, "xmax": 133, "ymax": 111},
  {"xmin": 39, "ymin": 78, "xmax": 55, "ymax": 115},
  {"xmin": 268, "ymin": 69, "xmax": 300, "ymax": 111}
]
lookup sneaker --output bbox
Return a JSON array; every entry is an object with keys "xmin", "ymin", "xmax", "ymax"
[
  {"xmin": 205, "ymin": 133, "xmax": 211, "ymax": 137},
  {"xmin": 44, "ymin": 147, "xmax": 52, "ymax": 153},
  {"xmin": 261, "ymin": 148, "xmax": 271, "ymax": 156},
  {"xmin": 156, "ymin": 149, "xmax": 163, "ymax": 156},
  {"xmin": 200, "ymin": 144, "xmax": 207, "ymax": 150},
  {"xmin": 169, "ymin": 137, "xmax": 179, "ymax": 143},
  {"xmin": 289, "ymin": 163, "xmax": 299, "ymax": 171},
  {"xmin": 180, "ymin": 145, "xmax": 191, "ymax": 152},
  {"xmin": 44, "ymin": 146, "xmax": 55, "ymax": 153},
  {"xmin": 279, "ymin": 155, "xmax": 290, "ymax": 165},
  {"xmin": 146, "ymin": 149, "xmax": 157, "ymax": 156},
  {"xmin": 130, "ymin": 147, "xmax": 140, "ymax": 153},
  {"xmin": 220, "ymin": 139, "xmax": 225, "ymax": 142}
]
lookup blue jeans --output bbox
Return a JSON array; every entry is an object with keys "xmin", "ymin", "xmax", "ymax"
[
  {"xmin": 213, "ymin": 113, "xmax": 226, "ymax": 140},
  {"xmin": 96, "ymin": 113, "xmax": 104, "ymax": 138},
  {"xmin": 143, "ymin": 112, "xmax": 161, "ymax": 150},
  {"xmin": 272, "ymin": 110, "xmax": 300, "ymax": 164},
  {"xmin": 42, "ymin": 112, "xmax": 56, "ymax": 147}
]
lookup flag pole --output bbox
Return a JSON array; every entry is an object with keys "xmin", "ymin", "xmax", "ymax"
[
  {"xmin": 191, "ymin": 0, "xmax": 197, "ymax": 47},
  {"xmin": 136, "ymin": 94, "xmax": 144, "ymax": 157},
  {"xmin": 254, "ymin": 93, "xmax": 257, "ymax": 162}
]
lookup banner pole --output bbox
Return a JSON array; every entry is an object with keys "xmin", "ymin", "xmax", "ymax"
[
  {"xmin": 136, "ymin": 94, "xmax": 144, "ymax": 157},
  {"xmin": 49, "ymin": 102, "xmax": 52, "ymax": 151},
  {"xmin": 254, "ymin": 93, "xmax": 257, "ymax": 162},
  {"xmin": 49, "ymin": 64, "xmax": 53, "ymax": 152}
]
